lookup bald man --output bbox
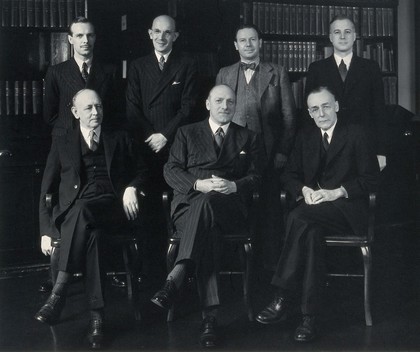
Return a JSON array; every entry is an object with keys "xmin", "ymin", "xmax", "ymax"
[
  {"xmin": 126, "ymin": 14, "xmax": 198, "ymax": 280},
  {"xmin": 35, "ymin": 89, "xmax": 149, "ymax": 349}
]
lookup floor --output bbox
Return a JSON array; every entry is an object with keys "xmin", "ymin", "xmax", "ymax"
[{"xmin": 0, "ymin": 222, "xmax": 419, "ymax": 352}]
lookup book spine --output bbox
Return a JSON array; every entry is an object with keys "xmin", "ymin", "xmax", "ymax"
[
  {"xmin": 66, "ymin": 0, "xmax": 74, "ymax": 27},
  {"xmin": 5, "ymin": 81, "xmax": 13, "ymax": 116},
  {"xmin": 11, "ymin": 0, "xmax": 19, "ymax": 27},
  {"xmin": 74, "ymin": 0, "xmax": 84, "ymax": 17},
  {"xmin": 34, "ymin": 0, "xmax": 41, "ymax": 27},
  {"xmin": 32, "ymin": 80, "xmax": 42, "ymax": 115},
  {"xmin": 23, "ymin": 80, "xmax": 31, "ymax": 115},
  {"xmin": 50, "ymin": 0, "xmax": 57, "ymax": 27},
  {"xmin": 14, "ymin": 81, "xmax": 21, "ymax": 116},
  {"xmin": 0, "ymin": 81, "xmax": 4, "ymax": 116},
  {"xmin": 27, "ymin": 0, "xmax": 34, "ymax": 27},
  {"xmin": 19, "ymin": 0, "xmax": 27, "ymax": 26}
]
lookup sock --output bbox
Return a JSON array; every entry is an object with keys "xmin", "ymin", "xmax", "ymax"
[
  {"xmin": 202, "ymin": 306, "xmax": 218, "ymax": 319},
  {"xmin": 90, "ymin": 308, "xmax": 104, "ymax": 321},
  {"xmin": 52, "ymin": 271, "xmax": 71, "ymax": 296},
  {"xmin": 167, "ymin": 263, "xmax": 187, "ymax": 289}
]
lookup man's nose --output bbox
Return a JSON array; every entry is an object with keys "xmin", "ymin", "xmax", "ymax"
[
  {"xmin": 339, "ymin": 32, "xmax": 345, "ymax": 39},
  {"xmin": 319, "ymin": 107, "xmax": 325, "ymax": 117},
  {"xmin": 91, "ymin": 106, "xmax": 98, "ymax": 114}
]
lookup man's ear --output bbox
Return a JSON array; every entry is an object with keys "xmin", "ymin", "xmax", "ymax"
[
  {"xmin": 205, "ymin": 99, "xmax": 210, "ymax": 111},
  {"xmin": 148, "ymin": 29, "xmax": 153, "ymax": 39},
  {"xmin": 71, "ymin": 106, "xmax": 79, "ymax": 119},
  {"xmin": 172, "ymin": 31, "xmax": 179, "ymax": 42},
  {"xmin": 335, "ymin": 101, "xmax": 339, "ymax": 112},
  {"xmin": 68, "ymin": 34, "xmax": 73, "ymax": 45},
  {"xmin": 234, "ymin": 41, "xmax": 239, "ymax": 51}
]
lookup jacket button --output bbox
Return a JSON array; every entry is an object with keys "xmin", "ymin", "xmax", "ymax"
[
  {"xmin": 74, "ymin": 185, "xmax": 78, "ymax": 189},
  {"xmin": 67, "ymin": 201, "xmax": 71, "ymax": 205}
]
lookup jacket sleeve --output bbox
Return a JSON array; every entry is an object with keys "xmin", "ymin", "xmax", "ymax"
[
  {"xmin": 277, "ymin": 65, "xmax": 297, "ymax": 156},
  {"xmin": 43, "ymin": 66, "xmax": 60, "ymax": 127}
]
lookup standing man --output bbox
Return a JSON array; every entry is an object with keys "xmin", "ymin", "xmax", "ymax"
[
  {"xmin": 216, "ymin": 24, "xmax": 296, "ymax": 268},
  {"xmin": 35, "ymin": 89, "xmax": 149, "ymax": 349},
  {"xmin": 151, "ymin": 85, "xmax": 264, "ymax": 347},
  {"xmin": 126, "ymin": 15, "xmax": 198, "ymax": 280},
  {"xmin": 256, "ymin": 87, "xmax": 380, "ymax": 341},
  {"xmin": 305, "ymin": 15, "xmax": 387, "ymax": 170},
  {"xmin": 44, "ymin": 17, "xmax": 121, "ymax": 137}
]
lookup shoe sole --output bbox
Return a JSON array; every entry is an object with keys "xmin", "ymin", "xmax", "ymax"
[
  {"xmin": 294, "ymin": 335, "xmax": 316, "ymax": 342},
  {"xmin": 255, "ymin": 314, "xmax": 288, "ymax": 325},
  {"xmin": 150, "ymin": 298, "xmax": 169, "ymax": 310}
]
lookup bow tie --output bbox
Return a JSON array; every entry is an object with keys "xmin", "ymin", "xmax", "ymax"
[{"xmin": 240, "ymin": 62, "xmax": 256, "ymax": 71}]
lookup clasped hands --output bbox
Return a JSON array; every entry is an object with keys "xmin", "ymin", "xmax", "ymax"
[
  {"xmin": 196, "ymin": 175, "xmax": 237, "ymax": 194},
  {"xmin": 302, "ymin": 186, "xmax": 344, "ymax": 205},
  {"xmin": 145, "ymin": 133, "xmax": 167, "ymax": 153}
]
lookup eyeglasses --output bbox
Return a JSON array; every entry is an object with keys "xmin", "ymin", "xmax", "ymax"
[
  {"xmin": 308, "ymin": 105, "xmax": 332, "ymax": 115},
  {"xmin": 151, "ymin": 29, "xmax": 176, "ymax": 37}
]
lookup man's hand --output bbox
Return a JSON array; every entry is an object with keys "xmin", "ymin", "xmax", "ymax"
[
  {"xmin": 123, "ymin": 186, "xmax": 139, "ymax": 220},
  {"xmin": 195, "ymin": 175, "xmax": 237, "ymax": 195},
  {"xmin": 41, "ymin": 235, "xmax": 52, "ymax": 256},
  {"xmin": 303, "ymin": 186, "xmax": 345, "ymax": 205},
  {"xmin": 274, "ymin": 153, "xmax": 288, "ymax": 169},
  {"xmin": 377, "ymin": 155, "xmax": 386, "ymax": 171},
  {"xmin": 145, "ymin": 133, "xmax": 167, "ymax": 153},
  {"xmin": 302, "ymin": 186, "xmax": 316, "ymax": 205}
]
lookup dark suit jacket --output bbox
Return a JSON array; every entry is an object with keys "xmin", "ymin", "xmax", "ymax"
[
  {"xmin": 39, "ymin": 125, "xmax": 149, "ymax": 238},
  {"xmin": 163, "ymin": 120, "xmax": 265, "ymax": 217},
  {"xmin": 43, "ymin": 57, "xmax": 120, "ymax": 136},
  {"xmin": 215, "ymin": 61, "xmax": 296, "ymax": 159},
  {"xmin": 281, "ymin": 120, "xmax": 380, "ymax": 236},
  {"xmin": 305, "ymin": 55, "xmax": 386, "ymax": 155},
  {"xmin": 126, "ymin": 51, "xmax": 198, "ymax": 145}
]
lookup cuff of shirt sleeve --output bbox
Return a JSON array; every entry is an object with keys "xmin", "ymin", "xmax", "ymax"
[{"xmin": 340, "ymin": 186, "xmax": 348, "ymax": 198}]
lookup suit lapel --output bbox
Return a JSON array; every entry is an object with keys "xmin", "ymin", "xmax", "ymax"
[
  {"xmin": 150, "ymin": 52, "xmax": 182, "ymax": 104},
  {"xmin": 225, "ymin": 62, "xmax": 241, "ymax": 93},
  {"xmin": 102, "ymin": 130, "xmax": 117, "ymax": 175},
  {"xmin": 67, "ymin": 58, "xmax": 86, "ymax": 90},
  {"xmin": 217, "ymin": 123, "xmax": 246, "ymax": 165},
  {"xmin": 325, "ymin": 56, "xmax": 345, "ymax": 97},
  {"xmin": 87, "ymin": 59, "xmax": 105, "ymax": 91},
  {"xmin": 343, "ymin": 55, "xmax": 362, "ymax": 96},
  {"xmin": 325, "ymin": 121, "xmax": 347, "ymax": 166},
  {"xmin": 66, "ymin": 126, "xmax": 82, "ymax": 174},
  {"xmin": 304, "ymin": 126, "xmax": 323, "ymax": 183},
  {"xmin": 193, "ymin": 121, "xmax": 218, "ymax": 163},
  {"xmin": 257, "ymin": 63, "xmax": 274, "ymax": 99}
]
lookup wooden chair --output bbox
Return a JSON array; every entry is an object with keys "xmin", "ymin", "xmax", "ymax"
[
  {"xmin": 46, "ymin": 194, "xmax": 142, "ymax": 321},
  {"xmin": 280, "ymin": 191, "xmax": 376, "ymax": 326},
  {"xmin": 162, "ymin": 191, "xmax": 259, "ymax": 322}
]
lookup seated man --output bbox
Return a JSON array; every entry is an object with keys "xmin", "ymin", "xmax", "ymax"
[
  {"xmin": 35, "ymin": 89, "xmax": 148, "ymax": 349},
  {"xmin": 151, "ymin": 84, "xmax": 265, "ymax": 347},
  {"xmin": 256, "ymin": 86, "xmax": 380, "ymax": 341}
]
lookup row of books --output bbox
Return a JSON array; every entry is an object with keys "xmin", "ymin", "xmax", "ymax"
[
  {"xmin": 243, "ymin": 2, "xmax": 394, "ymax": 37},
  {"xmin": 1, "ymin": 0, "xmax": 85, "ymax": 28},
  {"xmin": 359, "ymin": 42, "xmax": 395, "ymax": 73},
  {"xmin": 261, "ymin": 41, "xmax": 320, "ymax": 73},
  {"xmin": 290, "ymin": 76, "xmax": 397, "ymax": 109},
  {"xmin": 0, "ymin": 80, "xmax": 44, "ymax": 116}
]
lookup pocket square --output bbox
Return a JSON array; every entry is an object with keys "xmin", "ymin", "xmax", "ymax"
[
  {"xmin": 240, "ymin": 150, "xmax": 247, "ymax": 155},
  {"xmin": 172, "ymin": 81, "xmax": 181, "ymax": 85}
]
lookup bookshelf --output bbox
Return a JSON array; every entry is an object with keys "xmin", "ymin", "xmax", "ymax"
[
  {"xmin": 0, "ymin": 0, "xmax": 87, "ymax": 268},
  {"xmin": 240, "ymin": 0, "xmax": 399, "ymax": 109}
]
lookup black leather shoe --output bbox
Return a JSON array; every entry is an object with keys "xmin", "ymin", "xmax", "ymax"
[
  {"xmin": 38, "ymin": 279, "xmax": 53, "ymax": 293},
  {"xmin": 199, "ymin": 316, "xmax": 218, "ymax": 348},
  {"xmin": 294, "ymin": 315, "xmax": 316, "ymax": 342},
  {"xmin": 34, "ymin": 293, "xmax": 65, "ymax": 325},
  {"xmin": 110, "ymin": 275, "xmax": 126, "ymax": 288},
  {"xmin": 87, "ymin": 319, "xmax": 103, "ymax": 349},
  {"xmin": 150, "ymin": 279, "xmax": 177, "ymax": 310},
  {"xmin": 255, "ymin": 295, "xmax": 289, "ymax": 324}
]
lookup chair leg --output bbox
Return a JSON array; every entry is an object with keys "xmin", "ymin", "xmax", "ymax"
[
  {"xmin": 243, "ymin": 242, "xmax": 254, "ymax": 321},
  {"xmin": 128, "ymin": 239, "xmax": 141, "ymax": 321},
  {"xmin": 361, "ymin": 246, "xmax": 372, "ymax": 326},
  {"xmin": 166, "ymin": 242, "xmax": 178, "ymax": 322},
  {"xmin": 123, "ymin": 242, "xmax": 141, "ymax": 321}
]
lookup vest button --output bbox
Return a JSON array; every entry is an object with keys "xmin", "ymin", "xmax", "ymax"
[{"xmin": 74, "ymin": 185, "xmax": 78, "ymax": 189}]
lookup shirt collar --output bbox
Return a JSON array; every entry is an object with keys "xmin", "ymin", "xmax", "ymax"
[
  {"xmin": 240, "ymin": 57, "xmax": 260, "ymax": 68},
  {"xmin": 80, "ymin": 124, "xmax": 101, "ymax": 144},
  {"xmin": 320, "ymin": 120, "xmax": 337, "ymax": 143},
  {"xmin": 74, "ymin": 56, "xmax": 93, "ymax": 72},
  {"xmin": 208, "ymin": 118, "xmax": 230, "ymax": 135},
  {"xmin": 334, "ymin": 52, "xmax": 353, "ymax": 70},
  {"xmin": 154, "ymin": 50, "xmax": 171, "ymax": 63}
]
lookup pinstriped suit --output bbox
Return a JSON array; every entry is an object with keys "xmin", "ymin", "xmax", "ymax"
[
  {"xmin": 163, "ymin": 120, "xmax": 264, "ymax": 307},
  {"xmin": 43, "ymin": 57, "xmax": 119, "ymax": 136}
]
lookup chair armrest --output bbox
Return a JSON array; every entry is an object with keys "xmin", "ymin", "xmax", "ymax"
[{"xmin": 162, "ymin": 191, "xmax": 175, "ymax": 237}]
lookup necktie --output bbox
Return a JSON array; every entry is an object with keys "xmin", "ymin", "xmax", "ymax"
[
  {"xmin": 214, "ymin": 127, "xmax": 225, "ymax": 153},
  {"xmin": 81, "ymin": 62, "xmax": 89, "ymax": 82},
  {"xmin": 159, "ymin": 55, "xmax": 165, "ymax": 71},
  {"xmin": 338, "ymin": 59, "xmax": 347, "ymax": 82},
  {"xmin": 89, "ymin": 130, "xmax": 98, "ymax": 151},
  {"xmin": 322, "ymin": 132, "xmax": 329, "ymax": 151},
  {"xmin": 240, "ymin": 62, "xmax": 256, "ymax": 71}
]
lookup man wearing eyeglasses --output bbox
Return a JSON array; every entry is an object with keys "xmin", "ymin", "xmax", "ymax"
[
  {"xmin": 255, "ymin": 86, "xmax": 379, "ymax": 342},
  {"xmin": 305, "ymin": 15, "xmax": 387, "ymax": 171},
  {"xmin": 126, "ymin": 15, "xmax": 198, "ymax": 281}
]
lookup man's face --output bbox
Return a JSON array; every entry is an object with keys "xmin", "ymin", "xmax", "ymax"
[
  {"xmin": 68, "ymin": 22, "xmax": 96, "ymax": 58},
  {"xmin": 307, "ymin": 90, "xmax": 339, "ymax": 131},
  {"xmin": 71, "ymin": 90, "xmax": 103, "ymax": 129},
  {"xmin": 148, "ymin": 16, "xmax": 179, "ymax": 55},
  {"xmin": 206, "ymin": 85, "xmax": 236, "ymax": 126},
  {"xmin": 329, "ymin": 19, "xmax": 356, "ymax": 55},
  {"xmin": 234, "ymin": 28, "xmax": 261, "ymax": 62}
]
